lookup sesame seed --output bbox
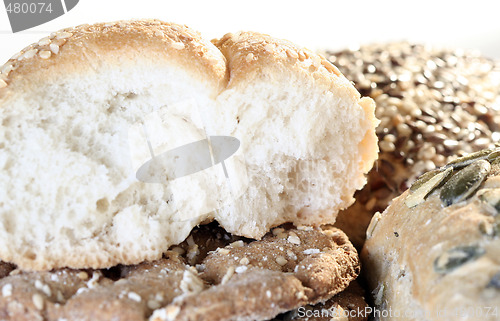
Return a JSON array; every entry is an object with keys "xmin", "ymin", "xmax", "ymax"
[
  {"xmin": 39, "ymin": 50, "xmax": 51, "ymax": 59},
  {"xmin": 127, "ymin": 291, "xmax": 142, "ymax": 302},
  {"xmin": 229, "ymin": 240, "xmax": 244, "ymax": 248},
  {"xmin": 56, "ymin": 290, "xmax": 64, "ymax": 302},
  {"xmin": 171, "ymin": 246, "xmax": 185, "ymax": 255},
  {"xmin": 171, "ymin": 42, "xmax": 185, "ymax": 50},
  {"xmin": 286, "ymin": 250, "xmax": 297, "ymax": 260},
  {"xmin": 32, "ymin": 293, "xmax": 44, "ymax": 310},
  {"xmin": 321, "ymin": 59, "xmax": 341, "ymax": 76},
  {"xmin": 276, "ymin": 256, "xmax": 288, "ymax": 266},
  {"xmin": 0, "ymin": 79, "xmax": 7, "ymax": 89},
  {"xmin": 2, "ymin": 284, "xmax": 12, "ymax": 297},
  {"xmin": 10, "ymin": 52, "xmax": 22, "ymax": 60},
  {"xmin": 272, "ymin": 228, "xmax": 285, "ymax": 235},
  {"xmin": 287, "ymin": 233, "xmax": 301, "ymax": 245},
  {"xmin": 221, "ymin": 266, "xmax": 235, "ymax": 284},
  {"xmin": 264, "ymin": 44, "xmax": 274, "ymax": 52},
  {"xmin": 49, "ymin": 44, "xmax": 60, "ymax": 54},
  {"xmin": 321, "ymin": 229, "xmax": 336, "ymax": 237},
  {"xmin": 37, "ymin": 37, "xmax": 51, "ymax": 46},
  {"xmin": 22, "ymin": 49, "xmax": 38, "ymax": 59},
  {"xmin": 235, "ymin": 265, "xmax": 248, "ymax": 273},
  {"xmin": 295, "ymin": 291, "xmax": 307, "ymax": 300},
  {"xmin": 298, "ymin": 51, "xmax": 306, "ymax": 61},
  {"xmin": 286, "ymin": 49, "xmax": 298, "ymax": 59},
  {"xmin": 1, "ymin": 63, "xmax": 13, "ymax": 75},
  {"xmin": 266, "ymin": 290, "xmax": 272, "ymax": 298},
  {"xmin": 239, "ymin": 257, "xmax": 249, "ymax": 265},
  {"xmin": 245, "ymin": 53, "xmax": 255, "ymax": 63},
  {"xmin": 303, "ymin": 249, "xmax": 320, "ymax": 255},
  {"xmin": 77, "ymin": 271, "xmax": 89, "ymax": 280},
  {"xmin": 218, "ymin": 248, "xmax": 230, "ymax": 255},
  {"xmin": 56, "ymin": 32, "xmax": 72, "ymax": 39}
]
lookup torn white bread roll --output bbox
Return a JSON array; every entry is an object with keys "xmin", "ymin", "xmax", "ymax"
[{"xmin": 0, "ymin": 20, "xmax": 378, "ymax": 270}]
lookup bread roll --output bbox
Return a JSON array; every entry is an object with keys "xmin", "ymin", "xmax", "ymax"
[
  {"xmin": 0, "ymin": 20, "xmax": 378, "ymax": 270},
  {"xmin": 363, "ymin": 147, "xmax": 500, "ymax": 320},
  {"xmin": 322, "ymin": 42, "xmax": 500, "ymax": 249}
]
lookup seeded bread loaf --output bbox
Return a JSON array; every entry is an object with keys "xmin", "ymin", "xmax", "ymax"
[
  {"xmin": 0, "ymin": 224, "xmax": 360, "ymax": 321},
  {"xmin": 0, "ymin": 19, "xmax": 378, "ymax": 270},
  {"xmin": 362, "ymin": 147, "xmax": 500, "ymax": 321},
  {"xmin": 322, "ymin": 43, "xmax": 500, "ymax": 249}
]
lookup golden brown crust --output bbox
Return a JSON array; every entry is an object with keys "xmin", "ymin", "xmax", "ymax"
[
  {"xmin": 0, "ymin": 19, "xmax": 228, "ymax": 98},
  {"xmin": 213, "ymin": 31, "xmax": 351, "ymax": 92}
]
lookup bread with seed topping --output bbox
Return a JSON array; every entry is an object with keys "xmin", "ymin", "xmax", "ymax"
[
  {"xmin": 362, "ymin": 147, "xmax": 500, "ymax": 321},
  {"xmin": 0, "ymin": 19, "xmax": 378, "ymax": 270}
]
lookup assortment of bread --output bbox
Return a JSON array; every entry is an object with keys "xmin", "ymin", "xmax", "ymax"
[{"xmin": 0, "ymin": 18, "xmax": 499, "ymax": 321}]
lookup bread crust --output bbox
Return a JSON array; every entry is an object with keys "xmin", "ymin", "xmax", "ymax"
[{"xmin": 0, "ymin": 20, "xmax": 228, "ymax": 98}]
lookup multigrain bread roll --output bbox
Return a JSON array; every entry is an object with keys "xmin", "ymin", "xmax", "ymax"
[
  {"xmin": 0, "ymin": 20, "xmax": 378, "ymax": 270},
  {"xmin": 322, "ymin": 42, "xmax": 500, "ymax": 248},
  {"xmin": 362, "ymin": 147, "xmax": 500, "ymax": 321},
  {"xmin": 0, "ymin": 224, "xmax": 361, "ymax": 321}
]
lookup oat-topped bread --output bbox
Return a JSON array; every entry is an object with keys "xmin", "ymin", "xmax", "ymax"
[
  {"xmin": 321, "ymin": 42, "xmax": 500, "ymax": 248},
  {"xmin": 0, "ymin": 225, "xmax": 360, "ymax": 321},
  {"xmin": 0, "ymin": 20, "xmax": 378, "ymax": 270},
  {"xmin": 362, "ymin": 147, "xmax": 500, "ymax": 321}
]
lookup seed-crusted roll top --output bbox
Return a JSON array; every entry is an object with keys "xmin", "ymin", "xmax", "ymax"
[{"xmin": 363, "ymin": 146, "xmax": 500, "ymax": 321}]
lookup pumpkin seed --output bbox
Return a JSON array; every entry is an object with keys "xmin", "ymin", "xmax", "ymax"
[
  {"xmin": 409, "ymin": 169, "xmax": 442, "ymax": 192},
  {"xmin": 446, "ymin": 148, "xmax": 494, "ymax": 169},
  {"xmin": 440, "ymin": 160, "xmax": 491, "ymax": 207},
  {"xmin": 434, "ymin": 245, "xmax": 485, "ymax": 274},
  {"xmin": 405, "ymin": 167, "xmax": 453, "ymax": 208},
  {"xmin": 480, "ymin": 189, "xmax": 500, "ymax": 214}
]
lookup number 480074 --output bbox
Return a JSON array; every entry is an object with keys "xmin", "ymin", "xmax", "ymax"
[{"xmin": 6, "ymin": 2, "xmax": 53, "ymax": 14}]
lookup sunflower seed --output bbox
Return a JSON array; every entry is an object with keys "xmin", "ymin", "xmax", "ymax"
[
  {"xmin": 405, "ymin": 167, "xmax": 453, "ymax": 208},
  {"xmin": 480, "ymin": 189, "xmax": 500, "ymax": 214},
  {"xmin": 445, "ymin": 149, "xmax": 494, "ymax": 169},
  {"xmin": 440, "ymin": 160, "xmax": 491, "ymax": 207},
  {"xmin": 434, "ymin": 245, "xmax": 485, "ymax": 274}
]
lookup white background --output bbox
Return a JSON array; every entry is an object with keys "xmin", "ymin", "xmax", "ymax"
[{"xmin": 1, "ymin": 0, "xmax": 500, "ymax": 64}]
